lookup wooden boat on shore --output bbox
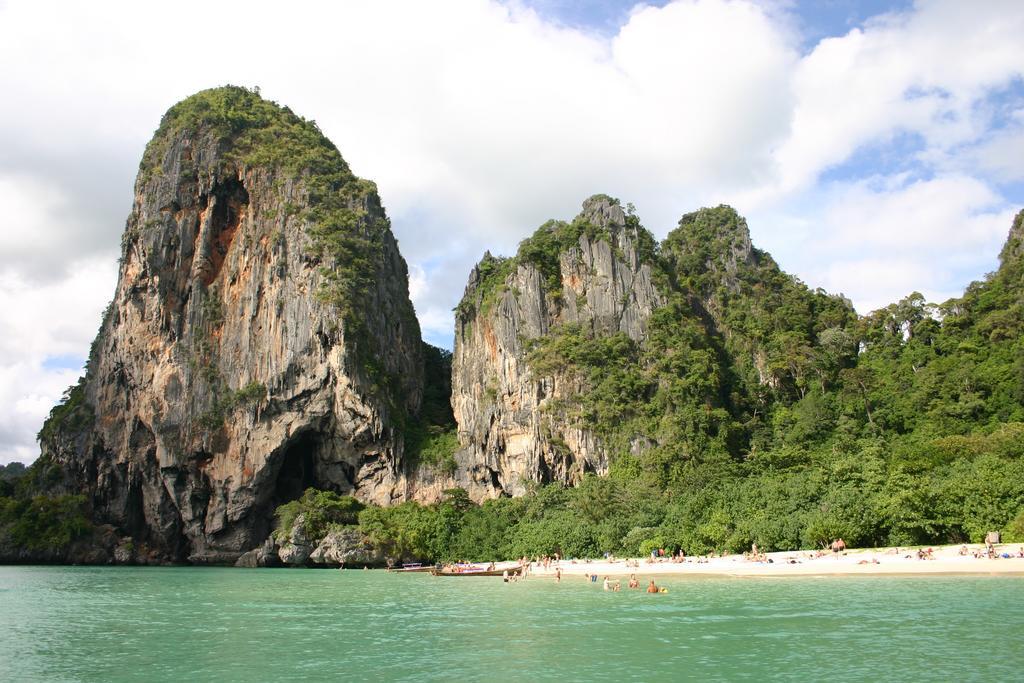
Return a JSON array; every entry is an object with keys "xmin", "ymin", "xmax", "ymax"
[{"xmin": 431, "ymin": 564, "xmax": 523, "ymax": 577}]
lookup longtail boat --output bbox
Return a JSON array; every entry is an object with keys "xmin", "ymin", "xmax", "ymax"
[
  {"xmin": 431, "ymin": 564, "xmax": 523, "ymax": 577},
  {"xmin": 393, "ymin": 563, "xmax": 433, "ymax": 573}
]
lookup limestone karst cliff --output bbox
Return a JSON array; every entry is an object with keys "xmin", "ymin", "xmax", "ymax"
[
  {"xmin": 35, "ymin": 87, "xmax": 445, "ymax": 563},
  {"xmin": 449, "ymin": 198, "xmax": 859, "ymax": 498},
  {"xmin": 451, "ymin": 196, "xmax": 664, "ymax": 497}
]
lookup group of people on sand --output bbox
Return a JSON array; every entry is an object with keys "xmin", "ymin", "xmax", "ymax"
[
  {"xmin": 957, "ymin": 543, "xmax": 1024, "ymax": 559},
  {"xmin": 646, "ymin": 548, "xmax": 687, "ymax": 563}
]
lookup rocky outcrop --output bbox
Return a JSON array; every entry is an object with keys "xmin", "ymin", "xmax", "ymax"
[
  {"xmin": 1000, "ymin": 209, "xmax": 1024, "ymax": 269},
  {"xmin": 235, "ymin": 537, "xmax": 280, "ymax": 568},
  {"xmin": 36, "ymin": 87, "xmax": 435, "ymax": 564},
  {"xmin": 275, "ymin": 513, "xmax": 314, "ymax": 565},
  {"xmin": 307, "ymin": 527, "xmax": 384, "ymax": 567},
  {"xmin": 448, "ymin": 200, "xmax": 864, "ymax": 499},
  {"xmin": 271, "ymin": 513, "xmax": 384, "ymax": 567},
  {"xmin": 451, "ymin": 196, "xmax": 665, "ymax": 498}
]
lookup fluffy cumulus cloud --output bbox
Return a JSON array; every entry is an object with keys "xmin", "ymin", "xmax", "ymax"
[
  {"xmin": 773, "ymin": 0, "xmax": 1024, "ymax": 192},
  {"xmin": 800, "ymin": 174, "xmax": 1016, "ymax": 311},
  {"xmin": 0, "ymin": 258, "xmax": 116, "ymax": 463},
  {"xmin": 970, "ymin": 108, "xmax": 1024, "ymax": 183},
  {"xmin": 0, "ymin": 0, "xmax": 1021, "ymax": 463}
]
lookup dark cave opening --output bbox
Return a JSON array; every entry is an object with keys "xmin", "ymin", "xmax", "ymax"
[
  {"xmin": 248, "ymin": 431, "xmax": 322, "ymax": 547},
  {"xmin": 274, "ymin": 431, "xmax": 319, "ymax": 505},
  {"xmin": 537, "ymin": 456, "xmax": 552, "ymax": 485}
]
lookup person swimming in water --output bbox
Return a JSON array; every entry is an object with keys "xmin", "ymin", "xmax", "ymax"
[{"xmin": 646, "ymin": 580, "xmax": 659, "ymax": 594}]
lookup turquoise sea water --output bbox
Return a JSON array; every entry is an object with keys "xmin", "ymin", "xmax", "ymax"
[{"xmin": 1, "ymin": 567, "xmax": 1022, "ymax": 682}]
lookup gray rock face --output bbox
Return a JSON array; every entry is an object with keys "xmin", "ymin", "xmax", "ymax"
[
  {"xmin": 112, "ymin": 540, "xmax": 135, "ymax": 564},
  {"xmin": 235, "ymin": 536, "xmax": 280, "ymax": 568},
  {"xmin": 308, "ymin": 527, "xmax": 384, "ymax": 566},
  {"xmin": 277, "ymin": 513, "xmax": 314, "ymax": 565},
  {"xmin": 1000, "ymin": 209, "xmax": 1024, "ymax": 266},
  {"xmin": 39, "ymin": 94, "xmax": 430, "ymax": 564},
  {"xmin": 451, "ymin": 196, "xmax": 665, "ymax": 498}
]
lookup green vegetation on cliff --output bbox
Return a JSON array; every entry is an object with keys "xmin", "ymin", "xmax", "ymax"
[
  {"xmin": 196, "ymin": 381, "xmax": 267, "ymax": 430},
  {"xmin": 141, "ymin": 86, "xmax": 414, "ymax": 386},
  {"xmin": 405, "ymin": 206, "xmax": 1024, "ymax": 560},
  {"xmin": 36, "ymin": 380, "xmax": 92, "ymax": 450},
  {"xmin": 0, "ymin": 494, "xmax": 92, "ymax": 553},
  {"xmin": 140, "ymin": 85, "xmax": 349, "ymax": 177}
]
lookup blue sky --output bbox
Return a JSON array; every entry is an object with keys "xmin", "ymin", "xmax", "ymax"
[
  {"xmin": 525, "ymin": 0, "xmax": 914, "ymax": 44},
  {"xmin": 0, "ymin": 0, "xmax": 1022, "ymax": 463}
]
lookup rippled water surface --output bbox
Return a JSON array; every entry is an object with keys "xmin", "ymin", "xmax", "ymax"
[{"xmin": 1, "ymin": 567, "xmax": 1022, "ymax": 681}]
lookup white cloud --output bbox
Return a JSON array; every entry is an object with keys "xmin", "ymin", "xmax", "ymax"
[
  {"xmin": 819, "ymin": 174, "xmax": 1010, "ymax": 256},
  {"xmin": 0, "ymin": 257, "xmax": 116, "ymax": 464},
  {"xmin": 814, "ymin": 257, "xmax": 953, "ymax": 314},
  {"xmin": 759, "ymin": 174, "xmax": 1016, "ymax": 313},
  {"xmin": 0, "ymin": 0, "xmax": 1022, "ymax": 462},
  {"xmin": 0, "ymin": 174, "xmax": 68, "ymax": 253},
  {"xmin": 970, "ymin": 111, "xmax": 1024, "ymax": 182},
  {"xmin": 772, "ymin": 0, "xmax": 1024, "ymax": 194}
]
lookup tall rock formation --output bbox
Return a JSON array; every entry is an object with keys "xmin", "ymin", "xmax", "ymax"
[
  {"xmin": 450, "ymin": 200, "xmax": 861, "ymax": 497},
  {"xmin": 37, "ymin": 87, "xmax": 433, "ymax": 563},
  {"xmin": 451, "ymin": 196, "xmax": 664, "ymax": 497}
]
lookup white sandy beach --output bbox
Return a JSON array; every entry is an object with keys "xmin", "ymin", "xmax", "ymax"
[{"xmin": 511, "ymin": 543, "xmax": 1024, "ymax": 579}]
